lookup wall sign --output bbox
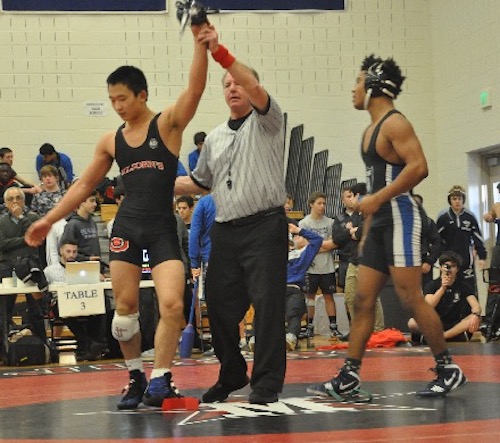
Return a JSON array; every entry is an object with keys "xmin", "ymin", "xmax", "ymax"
[
  {"xmin": 57, "ymin": 284, "xmax": 105, "ymax": 318},
  {"xmin": 83, "ymin": 101, "xmax": 109, "ymax": 117}
]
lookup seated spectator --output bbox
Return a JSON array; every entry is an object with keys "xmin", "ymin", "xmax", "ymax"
[
  {"xmin": 0, "ymin": 187, "xmax": 46, "ymax": 353},
  {"xmin": 36, "ymin": 143, "xmax": 74, "ymax": 190},
  {"xmin": 30, "ymin": 165, "xmax": 65, "ymax": 217},
  {"xmin": 188, "ymin": 131, "xmax": 206, "ymax": 172},
  {"xmin": 0, "ymin": 163, "xmax": 20, "ymax": 214},
  {"xmin": 408, "ymin": 251, "xmax": 482, "ymax": 342},
  {"xmin": 44, "ymin": 238, "xmax": 107, "ymax": 361},
  {"xmin": 31, "ymin": 165, "xmax": 66, "ymax": 268},
  {"xmin": 0, "ymin": 147, "xmax": 41, "ymax": 197}
]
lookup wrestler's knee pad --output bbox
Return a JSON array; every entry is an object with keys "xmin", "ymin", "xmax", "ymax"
[{"xmin": 112, "ymin": 312, "xmax": 140, "ymax": 341}]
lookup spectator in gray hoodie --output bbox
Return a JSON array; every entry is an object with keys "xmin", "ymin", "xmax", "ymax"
[{"xmin": 61, "ymin": 191, "xmax": 101, "ymax": 264}]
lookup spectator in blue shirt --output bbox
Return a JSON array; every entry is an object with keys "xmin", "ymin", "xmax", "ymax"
[
  {"xmin": 188, "ymin": 131, "xmax": 206, "ymax": 172},
  {"xmin": 36, "ymin": 143, "xmax": 74, "ymax": 190}
]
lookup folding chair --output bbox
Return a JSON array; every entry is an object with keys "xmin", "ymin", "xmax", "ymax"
[{"xmin": 47, "ymin": 297, "xmax": 77, "ymax": 352}]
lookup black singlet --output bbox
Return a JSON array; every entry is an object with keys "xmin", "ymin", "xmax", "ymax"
[{"xmin": 114, "ymin": 114, "xmax": 178, "ymax": 219}]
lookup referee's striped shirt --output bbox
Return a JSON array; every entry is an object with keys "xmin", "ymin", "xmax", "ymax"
[{"xmin": 192, "ymin": 96, "xmax": 286, "ymax": 223}]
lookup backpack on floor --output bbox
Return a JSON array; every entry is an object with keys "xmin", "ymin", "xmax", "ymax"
[{"xmin": 7, "ymin": 334, "xmax": 49, "ymax": 366}]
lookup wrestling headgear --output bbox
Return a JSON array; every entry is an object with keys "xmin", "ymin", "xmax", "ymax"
[
  {"xmin": 362, "ymin": 56, "xmax": 404, "ymax": 110},
  {"xmin": 447, "ymin": 185, "xmax": 466, "ymax": 204}
]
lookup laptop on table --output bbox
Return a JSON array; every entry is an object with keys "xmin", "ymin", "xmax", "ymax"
[{"xmin": 65, "ymin": 261, "xmax": 101, "ymax": 285}]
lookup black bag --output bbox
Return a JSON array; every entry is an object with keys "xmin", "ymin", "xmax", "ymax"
[{"xmin": 7, "ymin": 335, "xmax": 49, "ymax": 366}]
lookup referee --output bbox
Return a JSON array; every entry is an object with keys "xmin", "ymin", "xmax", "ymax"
[{"xmin": 176, "ymin": 24, "xmax": 288, "ymax": 405}]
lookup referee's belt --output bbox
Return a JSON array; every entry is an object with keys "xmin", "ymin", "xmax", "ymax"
[{"xmin": 225, "ymin": 206, "xmax": 284, "ymax": 227}]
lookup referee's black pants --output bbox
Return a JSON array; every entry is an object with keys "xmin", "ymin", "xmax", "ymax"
[{"xmin": 206, "ymin": 210, "xmax": 288, "ymax": 393}]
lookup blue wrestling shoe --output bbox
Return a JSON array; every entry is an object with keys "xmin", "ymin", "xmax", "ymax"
[
  {"xmin": 142, "ymin": 372, "xmax": 182, "ymax": 407},
  {"xmin": 117, "ymin": 370, "xmax": 147, "ymax": 410}
]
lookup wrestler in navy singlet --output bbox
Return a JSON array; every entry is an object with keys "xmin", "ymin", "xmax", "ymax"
[{"xmin": 360, "ymin": 109, "xmax": 422, "ymax": 270}]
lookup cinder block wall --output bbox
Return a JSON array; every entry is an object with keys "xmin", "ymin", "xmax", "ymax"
[
  {"xmin": 0, "ymin": 0, "xmax": 499, "ymax": 221},
  {"xmin": 0, "ymin": 1, "xmax": 434, "ymax": 190},
  {"xmin": 429, "ymin": 1, "xmax": 500, "ymax": 216}
]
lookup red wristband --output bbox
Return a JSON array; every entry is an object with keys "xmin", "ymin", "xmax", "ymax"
[{"xmin": 212, "ymin": 44, "xmax": 236, "ymax": 69}]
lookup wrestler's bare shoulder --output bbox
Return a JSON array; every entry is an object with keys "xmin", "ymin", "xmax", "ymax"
[{"xmin": 95, "ymin": 130, "xmax": 117, "ymax": 159}]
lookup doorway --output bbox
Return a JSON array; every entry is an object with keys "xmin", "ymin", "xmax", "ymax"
[
  {"xmin": 467, "ymin": 147, "xmax": 500, "ymax": 309},
  {"xmin": 481, "ymin": 156, "xmax": 500, "ymax": 251}
]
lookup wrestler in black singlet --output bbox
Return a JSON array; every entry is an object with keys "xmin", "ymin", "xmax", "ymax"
[{"xmin": 109, "ymin": 114, "xmax": 182, "ymax": 268}]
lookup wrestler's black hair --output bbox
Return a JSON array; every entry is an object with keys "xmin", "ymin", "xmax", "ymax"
[
  {"xmin": 107, "ymin": 65, "xmax": 148, "ymax": 98},
  {"xmin": 361, "ymin": 54, "xmax": 383, "ymax": 71}
]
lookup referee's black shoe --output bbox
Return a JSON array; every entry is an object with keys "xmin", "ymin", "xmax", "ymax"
[
  {"xmin": 249, "ymin": 387, "xmax": 278, "ymax": 404},
  {"xmin": 202, "ymin": 376, "xmax": 250, "ymax": 403}
]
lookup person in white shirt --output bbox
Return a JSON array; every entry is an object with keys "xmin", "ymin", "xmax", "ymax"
[
  {"xmin": 299, "ymin": 191, "xmax": 341, "ymax": 337},
  {"xmin": 44, "ymin": 238, "xmax": 107, "ymax": 361}
]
